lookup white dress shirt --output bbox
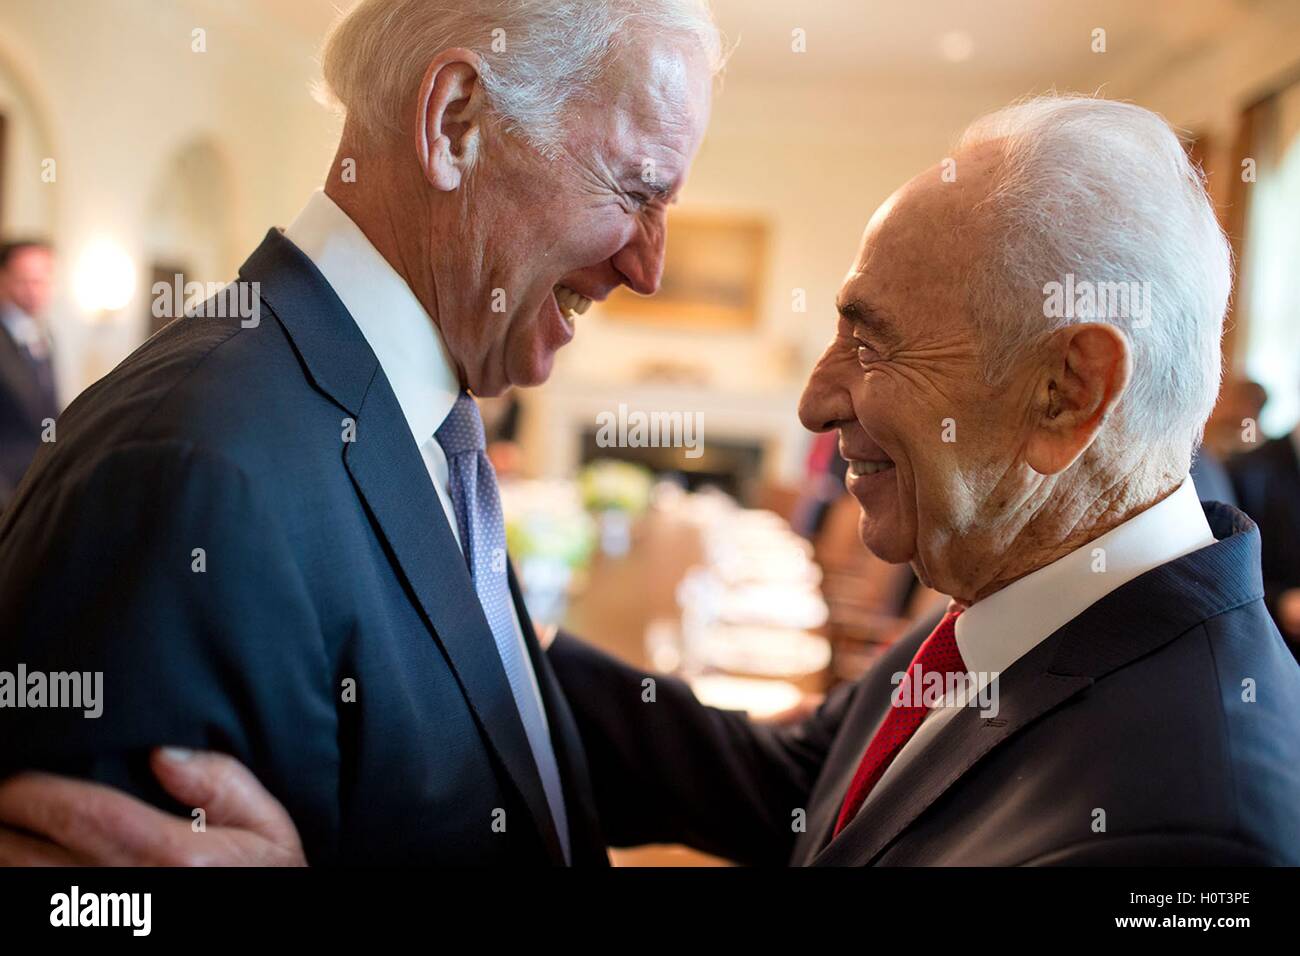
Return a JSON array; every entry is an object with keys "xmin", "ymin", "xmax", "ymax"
[
  {"xmin": 854, "ymin": 476, "xmax": 1216, "ymax": 818},
  {"xmin": 0, "ymin": 303, "xmax": 49, "ymax": 359},
  {"xmin": 282, "ymin": 189, "xmax": 553, "ymax": 747}
]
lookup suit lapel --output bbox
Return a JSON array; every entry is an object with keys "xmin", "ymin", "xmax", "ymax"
[
  {"xmin": 344, "ymin": 391, "xmax": 565, "ymax": 863},
  {"xmin": 810, "ymin": 635, "xmax": 1091, "ymax": 866},
  {"xmin": 240, "ymin": 229, "xmax": 566, "ymax": 864},
  {"xmin": 793, "ymin": 619, "xmax": 932, "ymax": 864},
  {"xmin": 809, "ymin": 505, "xmax": 1262, "ymax": 866},
  {"xmin": 0, "ymin": 324, "xmax": 47, "ymax": 426}
]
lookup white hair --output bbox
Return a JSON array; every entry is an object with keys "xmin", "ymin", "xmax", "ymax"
[
  {"xmin": 959, "ymin": 95, "xmax": 1232, "ymax": 465},
  {"xmin": 320, "ymin": 0, "xmax": 724, "ymax": 155}
]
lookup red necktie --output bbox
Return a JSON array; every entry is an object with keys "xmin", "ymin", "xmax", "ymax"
[{"xmin": 833, "ymin": 606, "xmax": 967, "ymax": 836}]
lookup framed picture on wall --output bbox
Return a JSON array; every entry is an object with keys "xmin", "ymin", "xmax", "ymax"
[{"xmin": 603, "ymin": 210, "xmax": 768, "ymax": 330}]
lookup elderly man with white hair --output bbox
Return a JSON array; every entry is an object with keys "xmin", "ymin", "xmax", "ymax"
[
  {"xmin": 0, "ymin": 0, "xmax": 719, "ymax": 866},
  {"xmin": 4, "ymin": 35, "xmax": 1299, "ymax": 867},
  {"xmin": 546, "ymin": 96, "xmax": 1300, "ymax": 865}
]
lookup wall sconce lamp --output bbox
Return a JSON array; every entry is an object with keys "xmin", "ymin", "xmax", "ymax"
[{"xmin": 73, "ymin": 239, "xmax": 137, "ymax": 321}]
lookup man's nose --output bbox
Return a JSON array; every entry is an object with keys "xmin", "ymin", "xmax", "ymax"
[
  {"xmin": 611, "ymin": 221, "xmax": 666, "ymax": 296},
  {"xmin": 798, "ymin": 345, "xmax": 854, "ymax": 434}
]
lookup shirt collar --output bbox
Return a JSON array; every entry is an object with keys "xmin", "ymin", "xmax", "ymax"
[
  {"xmin": 283, "ymin": 190, "xmax": 460, "ymax": 444},
  {"xmin": 0, "ymin": 302, "xmax": 45, "ymax": 351},
  {"xmin": 956, "ymin": 476, "xmax": 1216, "ymax": 680}
]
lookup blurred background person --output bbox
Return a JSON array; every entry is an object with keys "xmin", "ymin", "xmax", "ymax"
[
  {"xmin": 0, "ymin": 238, "xmax": 57, "ymax": 509},
  {"xmin": 1190, "ymin": 444, "xmax": 1237, "ymax": 505},
  {"xmin": 1204, "ymin": 378, "xmax": 1271, "ymax": 460},
  {"xmin": 790, "ymin": 431, "xmax": 848, "ymax": 539},
  {"xmin": 1229, "ymin": 395, "xmax": 1300, "ymax": 659}
]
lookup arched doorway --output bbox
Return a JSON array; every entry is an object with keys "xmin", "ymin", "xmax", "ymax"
[
  {"xmin": 143, "ymin": 137, "xmax": 237, "ymax": 337},
  {"xmin": 0, "ymin": 50, "xmax": 56, "ymax": 238}
]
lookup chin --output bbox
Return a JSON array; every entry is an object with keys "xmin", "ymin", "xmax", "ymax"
[
  {"xmin": 858, "ymin": 510, "xmax": 913, "ymax": 565},
  {"xmin": 509, "ymin": 349, "xmax": 555, "ymax": 390}
]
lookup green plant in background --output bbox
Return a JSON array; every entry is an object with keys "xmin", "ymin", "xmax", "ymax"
[
  {"xmin": 579, "ymin": 459, "xmax": 653, "ymax": 515},
  {"xmin": 505, "ymin": 508, "xmax": 597, "ymax": 569}
]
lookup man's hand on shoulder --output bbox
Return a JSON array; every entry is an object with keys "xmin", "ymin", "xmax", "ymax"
[{"xmin": 0, "ymin": 748, "xmax": 305, "ymax": 866}]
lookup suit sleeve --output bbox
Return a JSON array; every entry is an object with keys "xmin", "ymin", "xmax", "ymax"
[
  {"xmin": 0, "ymin": 441, "xmax": 341, "ymax": 862},
  {"xmin": 547, "ymin": 630, "xmax": 856, "ymax": 864}
]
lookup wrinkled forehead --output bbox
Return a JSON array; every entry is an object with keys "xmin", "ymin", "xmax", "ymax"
[{"xmin": 841, "ymin": 144, "xmax": 1003, "ymax": 313}]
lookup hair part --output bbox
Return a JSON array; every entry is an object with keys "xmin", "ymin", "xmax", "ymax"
[
  {"xmin": 958, "ymin": 94, "xmax": 1231, "ymax": 468},
  {"xmin": 319, "ymin": 0, "xmax": 725, "ymax": 158}
]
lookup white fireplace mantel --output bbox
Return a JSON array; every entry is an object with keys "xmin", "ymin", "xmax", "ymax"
[{"xmin": 523, "ymin": 378, "xmax": 809, "ymax": 485}]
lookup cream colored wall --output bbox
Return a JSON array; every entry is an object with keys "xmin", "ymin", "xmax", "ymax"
[
  {"xmin": 1108, "ymin": 0, "xmax": 1300, "ymax": 152},
  {"xmin": 0, "ymin": 0, "xmax": 340, "ymax": 400},
  {"xmin": 0, "ymin": 63, "xmax": 55, "ymax": 236}
]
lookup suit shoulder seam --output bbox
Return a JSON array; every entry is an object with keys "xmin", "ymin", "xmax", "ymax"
[{"xmin": 128, "ymin": 321, "xmax": 255, "ymax": 443}]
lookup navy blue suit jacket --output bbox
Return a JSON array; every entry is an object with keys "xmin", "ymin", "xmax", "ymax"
[
  {"xmin": 551, "ymin": 502, "xmax": 1300, "ymax": 865},
  {"xmin": 0, "ymin": 318, "xmax": 58, "ymax": 509},
  {"xmin": 0, "ymin": 229, "xmax": 607, "ymax": 866}
]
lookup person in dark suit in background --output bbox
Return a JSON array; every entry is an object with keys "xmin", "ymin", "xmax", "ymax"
[
  {"xmin": 1190, "ymin": 445, "xmax": 1236, "ymax": 506},
  {"xmin": 0, "ymin": 0, "xmax": 720, "ymax": 865},
  {"xmin": 1205, "ymin": 377, "xmax": 1270, "ymax": 461},
  {"xmin": 0, "ymin": 239, "xmax": 58, "ymax": 510},
  {"xmin": 1229, "ymin": 423, "xmax": 1300, "ymax": 660}
]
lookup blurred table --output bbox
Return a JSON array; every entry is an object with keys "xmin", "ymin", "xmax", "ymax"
[
  {"xmin": 561, "ymin": 511, "xmax": 730, "ymax": 866},
  {"xmin": 563, "ymin": 511, "xmax": 703, "ymax": 667}
]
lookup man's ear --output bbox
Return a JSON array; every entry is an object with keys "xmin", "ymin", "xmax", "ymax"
[
  {"xmin": 415, "ymin": 48, "xmax": 487, "ymax": 192},
  {"xmin": 1024, "ymin": 322, "xmax": 1131, "ymax": 476}
]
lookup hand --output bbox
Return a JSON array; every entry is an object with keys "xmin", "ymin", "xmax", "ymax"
[
  {"xmin": 0, "ymin": 747, "xmax": 306, "ymax": 866},
  {"xmin": 1278, "ymin": 588, "xmax": 1300, "ymax": 639}
]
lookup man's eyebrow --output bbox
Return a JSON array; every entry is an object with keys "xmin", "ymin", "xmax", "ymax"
[{"xmin": 836, "ymin": 298, "xmax": 898, "ymax": 345}]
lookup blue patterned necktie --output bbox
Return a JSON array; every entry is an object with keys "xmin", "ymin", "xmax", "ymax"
[{"xmin": 435, "ymin": 391, "xmax": 570, "ymax": 862}]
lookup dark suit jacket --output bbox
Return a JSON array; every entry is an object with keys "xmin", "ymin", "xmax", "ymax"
[
  {"xmin": 550, "ymin": 502, "xmax": 1300, "ymax": 865},
  {"xmin": 0, "ymin": 316, "xmax": 58, "ymax": 508},
  {"xmin": 1229, "ymin": 436, "xmax": 1300, "ymax": 656},
  {"xmin": 0, "ymin": 229, "xmax": 607, "ymax": 866}
]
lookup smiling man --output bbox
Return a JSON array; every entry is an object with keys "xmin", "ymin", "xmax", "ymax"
[
  {"xmin": 549, "ymin": 97, "xmax": 1300, "ymax": 864},
  {"xmin": 553, "ymin": 96, "xmax": 1300, "ymax": 864},
  {"xmin": 0, "ymin": 0, "xmax": 718, "ymax": 866}
]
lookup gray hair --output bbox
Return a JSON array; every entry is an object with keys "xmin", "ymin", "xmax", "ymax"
[
  {"xmin": 959, "ymin": 95, "xmax": 1231, "ymax": 464},
  {"xmin": 320, "ymin": 0, "xmax": 724, "ymax": 155}
]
